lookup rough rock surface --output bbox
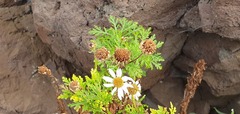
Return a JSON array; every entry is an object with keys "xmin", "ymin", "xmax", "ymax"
[
  {"xmin": 227, "ymin": 96, "xmax": 240, "ymax": 113},
  {"xmin": 174, "ymin": 31, "xmax": 240, "ymax": 96},
  {"xmin": 180, "ymin": 5, "xmax": 201, "ymax": 30},
  {"xmin": 173, "ymin": 31, "xmax": 240, "ymax": 113},
  {"xmin": 198, "ymin": 0, "xmax": 240, "ymax": 40},
  {"xmin": 148, "ymin": 76, "xmax": 211, "ymax": 114},
  {"xmin": 149, "ymin": 77, "xmax": 184, "ymax": 111},
  {"xmin": 0, "ymin": 3, "xmax": 72, "ymax": 114},
  {"xmin": 181, "ymin": 0, "xmax": 240, "ymax": 40}
]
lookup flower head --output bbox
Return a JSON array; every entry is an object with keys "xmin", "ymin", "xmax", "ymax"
[
  {"xmin": 103, "ymin": 69, "xmax": 133, "ymax": 100},
  {"xmin": 69, "ymin": 80, "xmax": 80, "ymax": 92},
  {"xmin": 95, "ymin": 47, "xmax": 110, "ymax": 61},
  {"xmin": 38, "ymin": 65, "xmax": 52, "ymax": 76},
  {"xmin": 140, "ymin": 39, "xmax": 156, "ymax": 54},
  {"xmin": 127, "ymin": 80, "xmax": 141, "ymax": 100},
  {"xmin": 114, "ymin": 48, "xmax": 130, "ymax": 66}
]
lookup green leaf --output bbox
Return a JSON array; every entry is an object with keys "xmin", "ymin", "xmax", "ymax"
[
  {"xmin": 214, "ymin": 107, "xmax": 226, "ymax": 114},
  {"xmin": 62, "ymin": 76, "xmax": 71, "ymax": 84}
]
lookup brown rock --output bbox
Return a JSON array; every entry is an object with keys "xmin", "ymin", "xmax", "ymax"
[
  {"xmin": 188, "ymin": 100, "xmax": 210, "ymax": 114},
  {"xmin": 32, "ymin": 0, "xmax": 96, "ymax": 74},
  {"xmin": 148, "ymin": 76, "xmax": 211, "ymax": 114},
  {"xmin": 198, "ymin": 0, "xmax": 240, "ymax": 40},
  {"xmin": 149, "ymin": 77, "xmax": 184, "ymax": 111},
  {"xmin": 173, "ymin": 55, "xmax": 196, "ymax": 74},
  {"xmin": 0, "ymin": 0, "xmax": 28, "ymax": 7},
  {"xmin": 228, "ymin": 96, "xmax": 240, "ymax": 114},
  {"xmin": 0, "ymin": 4, "xmax": 72, "ymax": 114},
  {"xmin": 130, "ymin": 0, "xmax": 192, "ymax": 29},
  {"xmin": 174, "ymin": 31, "xmax": 240, "ymax": 96},
  {"xmin": 179, "ymin": 0, "xmax": 240, "ymax": 39},
  {"xmin": 180, "ymin": 6, "xmax": 201, "ymax": 30}
]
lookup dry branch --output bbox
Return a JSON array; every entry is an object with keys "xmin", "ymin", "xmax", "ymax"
[
  {"xmin": 38, "ymin": 65, "xmax": 67, "ymax": 114},
  {"xmin": 180, "ymin": 59, "xmax": 206, "ymax": 114}
]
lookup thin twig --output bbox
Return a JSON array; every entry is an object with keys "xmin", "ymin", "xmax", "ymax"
[{"xmin": 128, "ymin": 53, "xmax": 143, "ymax": 64}]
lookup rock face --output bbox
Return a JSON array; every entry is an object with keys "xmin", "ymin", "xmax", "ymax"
[
  {"xmin": 181, "ymin": 0, "xmax": 240, "ymax": 40},
  {"xmin": 1, "ymin": 0, "xmax": 240, "ymax": 114},
  {"xmin": 174, "ymin": 31, "xmax": 240, "ymax": 96},
  {"xmin": 198, "ymin": 0, "xmax": 240, "ymax": 40},
  {"xmin": 0, "ymin": 3, "xmax": 72, "ymax": 114},
  {"xmin": 172, "ymin": 32, "xmax": 240, "ymax": 113}
]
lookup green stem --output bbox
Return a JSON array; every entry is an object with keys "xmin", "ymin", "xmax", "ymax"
[
  {"xmin": 132, "ymin": 95, "xmax": 140, "ymax": 112},
  {"xmin": 132, "ymin": 95, "xmax": 136, "ymax": 108}
]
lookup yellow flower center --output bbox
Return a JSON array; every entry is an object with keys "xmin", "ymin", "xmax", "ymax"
[
  {"xmin": 113, "ymin": 77, "xmax": 124, "ymax": 88},
  {"xmin": 127, "ymin": 84, "xmax": 139, "ymax": 95}
]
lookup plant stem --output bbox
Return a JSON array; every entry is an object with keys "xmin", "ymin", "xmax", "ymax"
[
  {"xmin": 180, "ymin": 59, "xmax": 206, "ymax": 114},
  {"xmin": 128, "ymin": 53, "xmax": 143, "ymax": 64}
]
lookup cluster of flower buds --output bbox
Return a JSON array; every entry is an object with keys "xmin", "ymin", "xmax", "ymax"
[{"xmin": 93, "ymin": 38, "xmax": 156, "ymax": 67}]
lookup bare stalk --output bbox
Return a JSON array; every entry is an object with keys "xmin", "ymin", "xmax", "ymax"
[{"xmin": 38, "ymin": 65, "xmax": 67, "ymax": 114}]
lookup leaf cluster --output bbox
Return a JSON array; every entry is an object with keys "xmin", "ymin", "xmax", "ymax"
[
  {"xmin": 58, "ymin": 69, "xmax": 112, "ymax": 113},
  {"xmin": 123, "ymin": 104, "xmax": 147, "ymax": 114},
  {"xmin": 150, "ymin": 102, "xmax": 176, "ymax": 114},
  {"xmin": 89, "ymin": 16, "xmax": 164, "ymax": 79}
]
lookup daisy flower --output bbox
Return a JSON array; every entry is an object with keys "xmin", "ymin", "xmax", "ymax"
[
  {"xmin": 103, "ymin": 69, "xmax": 133, "ymax": 100},
  {"xmin": 127, "ymin": 79, "xmax": 141, "ymax": 100}
]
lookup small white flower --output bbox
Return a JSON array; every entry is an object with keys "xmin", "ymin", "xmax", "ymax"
[
  {"xmin": 103, "ymin": 69, "xmax": 133, "ymax": 100},
  {"xmin": 127, "ymin": 80, "xmax": 141, "ymax": 100}
]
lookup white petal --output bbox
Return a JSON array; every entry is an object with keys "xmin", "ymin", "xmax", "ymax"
[
  {"xmin": 134, "ymin": 92, "xmax": 141, "ymax": 100},
  {"xmin": 103, "ymin": 84, "xmax": 114, "ymax": 87},
  {"xmin": 124, "ymin": 83, "xmax": 133, "ymax": 88},
  {"xmin": 103, "ymin": 76, "xmax": 113, "ymax": 82},
  {"xmin": 122, "ymin": 86, "xmax": 129, "ymax": 95},
  {"xmin": 108, "ymin": 69, "xmax": 116, "ymax": 78},
  {"xmin": 116, "ymin": 68, "xmax": 122, "ymax": 77},
  {"xmin": 136, "ymin": 80, "xmax": 140, "ymax": 85},
  {"xmin": 111, "ymin": 87, "xmax": 117, "ymax": 95},
  {"xmin": 135, "ymin": 95, "xmax": 139, "ymax": 100},
  {"xmin": 138, "ymin": 84, "xmax": 141, "ymax": 90},
  {"xmin": 122, "ymin": 76, "xmax": 133, "ymax": 82},
  {"xmin": 136, "ymin": 92, "xmax": 141, "ymax": 97},
  {"xmin": 118, "ymin": 88, "xmax": 124, "ymax": 100}
]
